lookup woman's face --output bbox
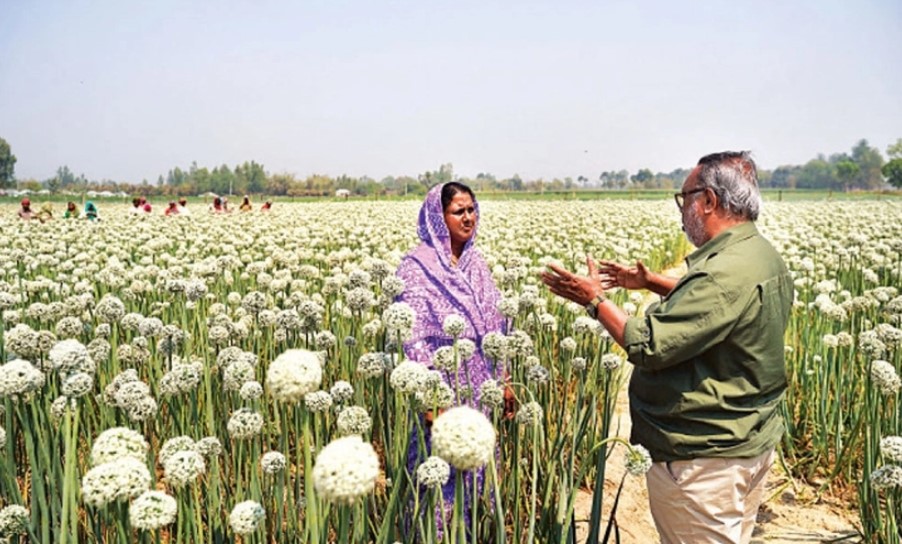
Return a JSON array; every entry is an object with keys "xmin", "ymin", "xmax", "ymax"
[{"xmin": 443, "ymin": 191, "xmax": 477, "ymax": 248}]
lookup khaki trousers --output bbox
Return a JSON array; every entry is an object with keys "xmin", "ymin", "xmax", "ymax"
[{"xmin": 645, "ymin": 448, "xmax": 774, "ymax": 544}]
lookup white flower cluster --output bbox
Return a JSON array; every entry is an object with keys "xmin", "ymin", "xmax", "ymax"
[
  {"xmin": 560, "ymin": 337, "xmax": 577, "ymax": 353},
  {"xmin": 432, "ymin": 406, "xmax": 496, "ymax": 471},
  {"xmin": 869, "ymin": 464, "xmax": 902, "ymax": 491},
  {"xmin": 227, "ymin": 408, "xmax": 264, "ymax": 439},
  {"xmin": 49, "ymin": 339, "xmax": 95, "ymax": 374},
  {"xmin": 625, "ymin": 444, "xmax": 653, "ymax": 476},
  {"xmin": 431, "ymin": 346, "xmax": 457, "ymax": 371},
  {"xmin": 482, "ymin": 332, "xmax": 509, "ymax": 361},
  {"xmin": 416, "ymin": 456, "xmax": 451, "ymax": 488},
  {"xmin": 3, "ymin": 324, "xmax": 41, "ymax": 360},
  {"xmin": 0, "ymin": 359, "xmax": 46, "ymax": 398},
  {"xmin": 479, "ymin": 379, "xmax": 505, "ymax": 409},
  {"xmin": 196, "ymin": 436, "xmax": 223, "ymax": 457},
  {"xmin": 91, "ymin": 427, "xmax": 149, "ymax": 465},
  {"xmin": 601, "ymin": 353, "xmax": 624, "ymax": 370},
  {"xmin": 442, "ymin": 314, "xmax": 467, "ymax": 337},
  {"xmin": 304, "ymin": 390, "xmax": 333, "ymax": 412},
  {"xmin": 526, "ymin": 365, "xmax": 550, "ymax": 384},
  {"xmin": 357, "ymin": 352, "xmax": 388, "ymax": 378},
  {"xmin": 312, "ymin": 435, "xmax": 380, "ymax": 505},
  {"xmin": 336, "ymin": 406, "xmax": 372, "ymax": 436},
  {"xmin": 129, "ymin": 490, "xmax": 178, "ymax": 530},
  {"xmin": 506, "ymin": 331, "xmax": 534, "ymax": 358},
  {"xmin": 229, "ymin": 500, "xmax": 265, "ymax": 535},
  {"xmin": 81, "ymin": 457, "xmax": 152, "ymax": 507},
  {"xmin": 457, "ymin": 339, "xmax": 476, "ymax": 361},
  {"xmin": 516, "ymin": 401, "xmax": 544, "ymax": 426},
  {"xmin": 880, "ymin": 436, "xmax": 902, "ymax": 463},
  {"xmin": 266, "ymin": 349, "xmax": 323, "ymax": 403},
  {"xmin": 389, "ymin": 361, "xmax": 429, "ymax": 394},
  {"xmin": 415, "ymin": 381, "xmax": 454, "ymax": 413},
  {"xmin": 0, "ymin": 504, "xmax": 30, "ymax": 536},
  {"xmin": 261, "ymin": 451, "xmax": 287, "ymax": 474},
  {"xmin": 330, "ymin": 380, "xmax": 354, "ymax": 404},
  {"xmin": 163, "ymin": 450, "xmax": 206, "ymax": 488},
  {"xmin": 108, "ymin": 376, "xmax": 158, "ymax": 423},
  {"xmin": 870, "ymin": 360, "xmax": 901, "ymax": 395},
  {"xmin": 159, "ymin": 360, "xmax": 204, "ymax": 396},
  {"xmin": 383, "ymin": 302, "xmax": 416, "ymax": 340},
  {"xmin": 158, "ymin": 436, "xmax": 197, "ymax": 465},
  {"xmin": 223, "ymin": 358, "xmax": 255, "ymax": 392},
  {"xmin": 570, "ymin": 314, "xmax": 603, "ymax": 335},
  {"xmin": 345, "ymin": 286, "xmax": 375, "ymax": 313}
]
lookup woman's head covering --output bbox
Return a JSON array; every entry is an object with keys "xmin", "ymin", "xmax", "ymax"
[
  {"xmin": 396, "ymin": 182, "xmax": 504, "ymax": 392},
  {"xmin": 21, "ymin": 198, "xmax": 30, "ymax": 208},
  {"xmin": 416, "ymin": 183, "xmax": 480, "ymax": 270}
]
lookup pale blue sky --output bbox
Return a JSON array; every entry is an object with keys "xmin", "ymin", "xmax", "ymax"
[{"xmin": 1, "ymin": 0, "xmax": 900, "ymax": 183}]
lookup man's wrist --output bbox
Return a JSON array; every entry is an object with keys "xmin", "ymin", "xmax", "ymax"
[{"xmin": 585, "ymin": 293, "xmax": 606, "ymax": 319}]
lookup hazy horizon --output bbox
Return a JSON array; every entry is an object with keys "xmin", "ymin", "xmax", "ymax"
[{"xmin": 2, "ymin": 0, "xmax": 900, "ymax": 183}]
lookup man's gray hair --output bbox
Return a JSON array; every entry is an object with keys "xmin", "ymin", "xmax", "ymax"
[{"xmin": 696, "ymin": 151, "xmax": 762, "ymax": 221}]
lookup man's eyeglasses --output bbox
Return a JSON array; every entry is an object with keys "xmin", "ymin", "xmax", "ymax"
[{"xmin": 674, "ymin": 187, "xmax": 707, "ymax": 209}]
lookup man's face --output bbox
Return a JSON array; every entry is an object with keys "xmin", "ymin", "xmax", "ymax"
[{"xmin": 680, "ymin": 169, "xmax": 709, "ymax": 247}]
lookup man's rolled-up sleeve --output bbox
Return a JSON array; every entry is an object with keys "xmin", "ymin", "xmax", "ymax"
[{"xmin": 623, "ymin": 272, "xmax": 745, "ymax": 371}]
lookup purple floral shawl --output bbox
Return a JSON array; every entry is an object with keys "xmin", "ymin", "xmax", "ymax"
[
  {"xmin": 395, "ymin": 184, "xmax": 506, "ymax": 401},
  {"xmin": 397, "ymin": 184, "xmax": 504, "ymax": 532}
]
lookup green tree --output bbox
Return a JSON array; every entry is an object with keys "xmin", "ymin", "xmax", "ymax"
[
  {"xmin": 797, "ymin": 158, "xmax": 838, "ymax": 190},
  {"xmin": 0, "ymin": 137, "xmax": 17, "ymax": 189},
  {"xmin": 235, "ymin": 161, "xmax": 267, "ymax": 194},
  {"xmin": 887, "ymin": 138, "xmax": 902, "ymax": 160},
  {"xmin": 56, "ymin": 165, "xmax": 76, "ymax": 187},
  {"xmin": 630, "ymin": 168, "xmax": 654, "ymax": 187},
  {"xmin": 850, "ymin": 139, "xmax": 884, "ymax": 190},
  {"xmin": 45, "ymin": 176, "xmax": 61, "ymax": 193},
  {"xmin": 882, "ymin": 159, "xmax": 902, "ymax": 189},
  {"xmin": 266, "ymin": 173, "xmax": 295, "ymax": 196},
  {"xmin": 835, "ymin": 160, "xmax": 860, "ymax": 192}
]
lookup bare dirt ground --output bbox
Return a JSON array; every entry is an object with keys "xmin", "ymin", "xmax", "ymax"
[
  {"xmin": 572, "ymin": 373, "xmax": 860, "ymax": 543},
  {"xmin": 573, "ymin": 264, "xmax": 860, "ymax": 543}
]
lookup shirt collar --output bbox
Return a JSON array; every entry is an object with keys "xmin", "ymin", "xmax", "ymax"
[{"xmin": 685, "ymin": 221, "xmax": 759, "ymax": 269}]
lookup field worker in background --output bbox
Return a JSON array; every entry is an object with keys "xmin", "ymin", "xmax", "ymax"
[
  {"xmin": 84, "ymin": 201, "xmax": 100, "ymax": 221},
  {"xmin": 261, "ymin": 201, "xmax": 272, "ymax": 212},
  {"xmin": 177, "ymin": 198, "xmax": 190, "ymax": 216},
  {"xmin": 64, "ymin": 201, "xmax": 80, "ymax": 218},
  {"xmin": 165, "ymin": 201, "xmax": 180, "ymax": 216},
  {"xmin": 18, "ymin": 198, "xmax": 33, "ymax": 220},
  {"xmin": 239, "ymin": 195, "xmax": 253, "ymax": 212},
  {"xmin": 129, "ymin": 197, "xmax": 142, "ymax": 215},
  {"xmin": 541, "ymin": 151, "xmax": 793, "ymax": 544},
  {"xmin": 37, "ymin": 202, "xmax": 54, "ymax": 222}
]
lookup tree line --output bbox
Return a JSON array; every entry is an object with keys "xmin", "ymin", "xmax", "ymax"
[{"xmin": 1, "ymin": 137, "xmax": 901, "ymax": 197}]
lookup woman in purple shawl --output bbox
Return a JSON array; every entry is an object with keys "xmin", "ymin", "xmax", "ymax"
[{"xmin": 396, "ymin": 182, "xmax": 506, "ymax": 534}]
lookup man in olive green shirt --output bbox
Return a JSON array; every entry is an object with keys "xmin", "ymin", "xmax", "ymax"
[{"xmin": 542, "ymin": 151, "xmax": 793, "ymax": 544}]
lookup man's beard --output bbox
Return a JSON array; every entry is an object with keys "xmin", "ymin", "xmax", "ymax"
[{"xmin": 682, "ymin": 208, "xmax": 708, "ymax": 247}]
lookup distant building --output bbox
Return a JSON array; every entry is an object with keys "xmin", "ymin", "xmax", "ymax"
[{"xmin": 335, "ymin": 189, "xmax": 351, "ymax": 199}]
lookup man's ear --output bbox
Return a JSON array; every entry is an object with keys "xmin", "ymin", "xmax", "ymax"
[{"xmin": 703, "ymin": 187, "xmax": 717, "ymax": 213}]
